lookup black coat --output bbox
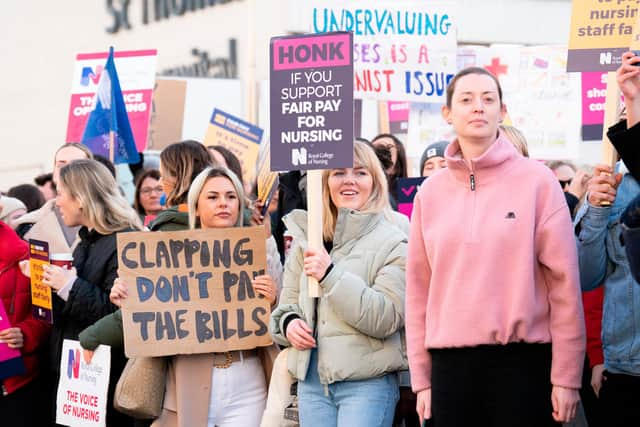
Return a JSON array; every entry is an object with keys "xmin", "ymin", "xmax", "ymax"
[
  {"xmin": 50, "ymin": 226, "xmax": 133, "ymax": 426},
  {"xmin": 608, "ymin": 120, "xmax": 640, "ymax": 181}
]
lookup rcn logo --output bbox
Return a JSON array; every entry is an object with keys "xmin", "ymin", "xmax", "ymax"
[
  {"xmin": 599, "ymin": 52, "xmax": 612, "ymax": 65},
  {"xmin": 291, "ymin": 147, "xmax": 307, "ymax": 166},
  {"xmin": 67, "ymin": 348, "xmax": 81, "ymax": 380},
  {"xmin": 80, "ymin": 65, "xmax": 104, "ymax": 86}
]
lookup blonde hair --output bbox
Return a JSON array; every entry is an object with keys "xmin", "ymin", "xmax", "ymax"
[
  {"xmin": 500, "ymin": 125, "xmax": 529, "ymax": 158},
  {"xmin": 322, "ymin": 141, "xmax": 391, "ymax": 241},
  {"xmin": 59, "ymin": 160, "xmax": 143, "ymax": 234},
  {"xmin": 187, "ymin": 166, "xmax": 246, "ymax": 230},
  {"xmin": 160, "ymin": 141, "xmax": 213, "ymax": 207}
]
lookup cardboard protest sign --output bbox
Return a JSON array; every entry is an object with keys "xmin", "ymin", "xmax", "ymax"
[
  {"xmin": 204, "ymin": 108, "xmax": 263, "ymax": 185},
  {"xmin": 581, "ymin": 72, "xmax": 608, "ymax": 140},
  {"xmin": 117, "ymin": 227, "xmax": 272, "ymax": 357},
  {"xmin": 29, "ymin": 239, "xmax": 53, "ymax": 323},
  {"xmin": 0, "ymin": 302, "xmax": 25, "ymax": 381},
  {"xmin": 303, "ymin": 1, "xmax": 457, "ymax": 102},
  {"xmin": 147, "ymin": 79, "xmax": 187, "ymax": 151},
  {"xmin": 56, "ymin": 340, "xmax": 110, "ymax": 427},
  {"xmin": 256, "ymin": 142, "xmax": 279, "ymax": 216},
  {"xmin": 66, "ymin": 49, "xmax": 157, "ymax": 152},
  {"xmin": 270, "ymin": 31, "xmax": 354, "ymax": 171},
  {"xmin": 397, "ymin": 177, "xmax": 426, "ymax": 219},
  {"xmin": 567, "ymin": 1, "xmax": 638, "ymax": 72}
]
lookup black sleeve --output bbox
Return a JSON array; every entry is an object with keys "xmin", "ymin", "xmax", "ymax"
[
  {"xmin": 564, "ymin": 192, "xmax": 580, "ymax": 219},
  {"xmin": 608, "ymin": 120, "xmax": 640, "ymax": 181},
  {"xmin": 63, "ymin": 252, "xmax": 118, "ymax": 326}
]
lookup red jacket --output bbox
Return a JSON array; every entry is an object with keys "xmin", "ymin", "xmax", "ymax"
[
  {"xmin": 582, "ymin": 287, "xmax": 604, "ymax": 368},
  {"xmin": 0, "ymin": 221, "xmax": 50, "ymax": 395}
]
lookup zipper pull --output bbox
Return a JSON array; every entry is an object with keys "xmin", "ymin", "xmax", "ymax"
[{"xmin": 470, "ymin": 174, "xmax": 476, "ymax": 191}]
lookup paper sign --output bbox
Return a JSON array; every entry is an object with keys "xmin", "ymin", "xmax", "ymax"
[
  {"xmin": 204, "ymin": 108, "xmax": 263, "ymax": 185},
  {"xmin": 66, "ymin": 49, "xmax": 158, "ymax": 152},
  {"xmin": 396, "ymin": 177, "xmax": 426, "ymax": 219},
  {"xmin": 117, "ymin": 227, "xmax": 272, "ymax": 357},
  {"xmin": 256, "ymin": 142, "xmax": 279, "ymax": 205},
  {"xmin": 304, "ymin": 1, "xmax": 458, "ymax": 102},
  {"xmin": 388, "ymin": 101, "xmax": 410, "ymax": 134},
  {"xmin": 56, "ymin": 340, "xmax": 111, "ymax": 427},
  {"xmin": 581, "ymin": 72, "xmax": 608, "ymax": 140},
  {"xmin": 567, "ymin": 1, "xmax": 637, "ymax": 71},
  {"xmin": 29, "ymin": 239, "xmax": 53, "ymax": 323},
  {"xmin": 270, "ymin": 31, "xmax": 354, "ymax": 171},
  {"xmin": 0, "ymin": 302, "xmax": 25, "ymax": 381}
]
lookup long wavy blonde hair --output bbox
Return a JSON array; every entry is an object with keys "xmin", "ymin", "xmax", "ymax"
[
  {"xmin": 322, "ymin": 141, "xmax": 391, "ymax": 241},
  {"xmin": 59, "ymin": 160, "xmax": 143, "ymax": 234}
]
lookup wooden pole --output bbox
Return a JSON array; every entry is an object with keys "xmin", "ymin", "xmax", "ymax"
[
  {"xmin": 109, "ymin": 130, "xmax": 115, "ymax": 164},
  {"xmin": 378, "ymin": 101, "xmax": 390, "ymax": 134},
  {"xmin": 600, "ymin": 71, "xmax": 620, "ymax": 170},
  {"xmin": 306, "ymin": 169, "xmax": 323, "ymax": 298}
]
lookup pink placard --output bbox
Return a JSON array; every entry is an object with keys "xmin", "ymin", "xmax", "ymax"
[{"xmin": 581, "ymin": 72, "xmax": 606, "ymax": 126}]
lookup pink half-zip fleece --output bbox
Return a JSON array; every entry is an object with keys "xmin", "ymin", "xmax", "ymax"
[{"xmin": 405, "ymin": 135, "xmax": 585, "ymax": 392}]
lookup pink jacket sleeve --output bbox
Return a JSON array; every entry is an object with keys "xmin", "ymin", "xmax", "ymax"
[
  {"xmin": 405, "ymin": 190, "xmax": 433, "ymax": 392},
  {"xmin": 537, "ymin": 204, "xmax": 586, "ymax": 389}
]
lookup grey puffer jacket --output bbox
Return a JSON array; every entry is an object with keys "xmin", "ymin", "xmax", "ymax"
[{"xmin": 270, "ymin": 208, "xmax": 408, "ymax": 385}]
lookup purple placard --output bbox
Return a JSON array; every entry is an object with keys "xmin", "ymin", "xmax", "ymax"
[
  {"xmin": 270, "ymin": 31, "xmax": 354, "ymax": 171},
  {"xmin": 0, "ymin": 302, "xmax": 25, "ymax": 380}
]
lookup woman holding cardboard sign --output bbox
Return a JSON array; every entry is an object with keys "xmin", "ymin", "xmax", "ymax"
[
  {"xmin": 405, "ymin": 67, "xmax": 585, "ymax": 426},
  {"xmin": 106, "ymin": 166, "xmax": 282, "ymax": 427},
  {"xmin": 270, "ymin": 141, "xmax": 408, "ymax": 427},
  {"xmin": 41, "ymin": 159, "xmax": 143, "ymax": 426}
]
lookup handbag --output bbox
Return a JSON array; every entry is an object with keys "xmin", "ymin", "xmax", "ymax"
[
  {"xmin": 114, "ymin": 356, "xmax": 167, "ymax": 419},
  {"xmin": 260, "ymin": 348, "xmax": 299, "ymax": 427}
]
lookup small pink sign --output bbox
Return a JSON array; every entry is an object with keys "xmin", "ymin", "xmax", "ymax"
[{"xmin": 272, "ymin": 33, "xmax": 351, "ymax": 70}]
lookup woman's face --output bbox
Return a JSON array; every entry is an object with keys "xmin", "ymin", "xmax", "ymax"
[
  {"xmin": 196, "ymin": 176, "xmax": 240, "ymax": 228},
  {"xmin": 442, "ymin": 73, "xmax": 505, "ymax": 141},
  {"xmin": 158, "ymin": 162, "xmax": 175, "ymax": 199},
  {"xmin": 422, "ymin": 157, "xmax": 447, "ymax": 177},
  {"xmin": 372, "ymin": 137, "xmax": 397, "ymax": 173},
  {"xmin": 328, "ymin": 163, "xmax": 373, "ymax": 211},
  {"xmin": 55, "ymin": 182, "xmax": 85, "ymax": 227},
  {"xmin": 139, "ymin": 176, "xmax": 163, "ymax": 215}
]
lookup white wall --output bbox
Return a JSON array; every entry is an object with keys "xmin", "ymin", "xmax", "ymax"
[{"xmin": 0, "ymin": 0, "xmax": 591, "ymax": 190}]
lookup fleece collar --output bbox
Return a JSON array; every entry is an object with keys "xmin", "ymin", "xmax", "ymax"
[{"xmin": 444, "ymin": 133, "xmax": 519, "ymax": 189}]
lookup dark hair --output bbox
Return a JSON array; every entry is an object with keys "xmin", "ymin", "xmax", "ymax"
[
  {"xmin": 446, "ymin": 67, "xmax": 503, "ymax": 108},
  {"xmin": 371, "ymin": 144, "xmax": 393, "ymax": 172},
  {"xmin": 207, "ymin": 145, "xmax": 244, "ymax": 184},
  {"xmin": 134, "ymin": 169, "xmax": 161, "ymax": 215},
  {"xmin": 7, "ymin": 184, "xmax": 45, "ymax": 212},
  {"xmin": 34, "ymin": 173, "xmax": 53, "ymax": 187},
  {"xmin": 93, "ymin": 154, "xmax": 117, "ymax": 178},
  {"xmin": 371, "ymin": 133, "xmax": 408, "ymax": 180},
  {"xmin": 161, "ymin": 141, "xmax": 213, "ymax": 207}
]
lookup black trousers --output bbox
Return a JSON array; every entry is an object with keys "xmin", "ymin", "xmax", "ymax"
[
  {"xmin": 599, "ymin": 370, "xmax": 640, "ymax": 427},
  {"xmin": 429, "ymin": 343, "xmax": 560, "ymax": 427},
  {"xmin": 0, "ymin": 376, "xmax": 51, "ymax": 427}
]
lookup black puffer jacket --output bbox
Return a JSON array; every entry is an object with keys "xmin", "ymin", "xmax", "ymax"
[{"xmin": 50, "ymin": 226, "xmax": 134, "ymax": 426}]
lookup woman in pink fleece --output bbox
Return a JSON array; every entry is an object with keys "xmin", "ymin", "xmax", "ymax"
[{"xmin": 405, "ymin": 67, "xmax": 585, "ymax": 427}]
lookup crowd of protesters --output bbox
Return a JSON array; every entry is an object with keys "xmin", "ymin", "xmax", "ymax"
[{"xmin": 1, "ymin": 57, "xmax": 639, "ymax": 427}]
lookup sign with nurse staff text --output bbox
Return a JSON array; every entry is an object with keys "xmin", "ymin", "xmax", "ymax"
[
  {"xmin": 116, "ymin": 227, "xmax": 272, "ymax": 357},
  {"xmin": 270, "ymin": 31, "xmax": 354, "ymax": 171}
]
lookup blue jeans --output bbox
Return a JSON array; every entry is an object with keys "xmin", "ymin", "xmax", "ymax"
[{"xmin": 298, "ymin": 349, "xmax": 399, "ymax": 427}]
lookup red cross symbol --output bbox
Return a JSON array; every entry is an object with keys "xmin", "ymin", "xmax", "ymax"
[{"xmin": 484, "ymin": 57, "xmax": 508, "ymax": 78}]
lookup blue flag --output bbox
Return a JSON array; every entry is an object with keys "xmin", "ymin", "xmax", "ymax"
[{"xmin": 81, "ymin": 47, "xmax": 140, "ymax": 164}]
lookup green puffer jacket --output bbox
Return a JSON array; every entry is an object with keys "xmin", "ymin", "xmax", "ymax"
[{"xmin": 270, "ymin": 208, "xmax": 408, "ymax": 385}]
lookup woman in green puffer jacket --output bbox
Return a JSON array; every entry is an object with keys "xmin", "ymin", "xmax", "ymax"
[{"xmin": 270, "ymin": 141, "xmax": 408, "ymax": 427}]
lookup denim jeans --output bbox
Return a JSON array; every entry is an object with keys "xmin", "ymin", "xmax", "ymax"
[{"xmin": 298, "ymin": 349, "xmax": 399, "ymax": 427}]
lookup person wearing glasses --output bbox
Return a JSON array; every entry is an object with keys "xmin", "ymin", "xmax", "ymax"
[
  {"xmin": 133, "ymin": 169, "xmax": 164, "ymax": 226},
  {"xmin": 547, "ymin": 160, "xmax": 591, "ymax": 219}
]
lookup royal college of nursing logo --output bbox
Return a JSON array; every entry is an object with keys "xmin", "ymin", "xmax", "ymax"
[
  {"xmin": 67, "ymin": 348, "xmax": 81, "ymax": 380},
  {"xmin": 291, "ymin": 147, "xmax": 307, "ymax": 166}
]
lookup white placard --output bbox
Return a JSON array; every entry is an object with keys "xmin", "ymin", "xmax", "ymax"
[{"xmin": 56, "ymin": 340, "xmax": 111, "ymax": 427}]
